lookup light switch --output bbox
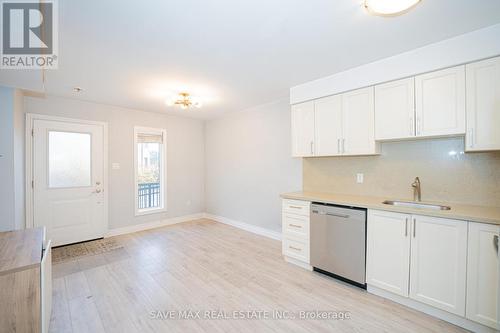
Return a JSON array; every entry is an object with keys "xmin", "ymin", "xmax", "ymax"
[
  {"xmin": 356, "ymin": 173, "xmax": 364, "ymax": 184},
  {"xmin": 111, "ymin": 163, "xmax": 120, "ymax": 170}
]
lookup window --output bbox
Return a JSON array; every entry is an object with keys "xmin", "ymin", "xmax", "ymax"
[
  {"xmin": 134, "ymin": 127, "xmax": 167, "ymax": 215},
  {"xmin": 48, "ymin": 131, "xmax": 91, "ymax": 188}
]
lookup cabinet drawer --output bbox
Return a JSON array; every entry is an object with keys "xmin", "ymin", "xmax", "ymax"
[
  {"xmin": 282, "ymin": 199, "xmax": 310, "ymax": 216},
  {"xmin": 283, "ymin": 238, "xmax": 309, "ymax": 263},
  {"xmin": 283, "ymin": 214, "xmax": 309, "ymax": 239}
]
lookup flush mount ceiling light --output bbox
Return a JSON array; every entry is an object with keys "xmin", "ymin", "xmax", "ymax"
[
  {"xmin": 364, "ymin": 0, "xmax": 421, "ymax": 16},
  {"xmin": 165, "ymin": 92, "xmax": 202, "ymax": 110}
]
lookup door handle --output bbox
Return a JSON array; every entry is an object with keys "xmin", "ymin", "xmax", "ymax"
[
  {"xmin": 494, "ymin": 235, "xmax": 499, "ymax": 255},
  {"xmin": 326, "ymin": 212, "xmax": 350, "ymax": 219},
  {"xmin": 342, "ymin": 138, "xmax": 345, "ymax": 154},
  {"xmin": 313, "ymin": 211, "xmax": 349, "ymax": 218},
  {"xmin": 337, "ymin": 139, "xmax": 340, "ymax": 154},
  {"xmin": 310, "ymin": 141, "xmax": 314, "ymax": 155}
]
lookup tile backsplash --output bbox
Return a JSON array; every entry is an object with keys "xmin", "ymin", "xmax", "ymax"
[{"xmin": 303, "ymin": 137, "xmax": 500, "ymax": 207}]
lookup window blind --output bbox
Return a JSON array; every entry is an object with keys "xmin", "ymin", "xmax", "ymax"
[{"xmin": 137, "ymin": 133, "xmax": 163, "ymax": 144}]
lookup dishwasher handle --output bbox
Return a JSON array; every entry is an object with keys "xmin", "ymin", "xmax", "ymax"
[{"xmin": 312, "ymin": 210, "xmax": 349, "ymax": 219}]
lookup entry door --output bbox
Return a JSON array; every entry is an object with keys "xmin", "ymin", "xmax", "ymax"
[{"xmin": 33, "ymin": 119, "xmax": 106, "ymax": 246}]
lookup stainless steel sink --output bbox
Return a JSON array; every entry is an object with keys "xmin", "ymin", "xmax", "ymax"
[{"xmin": 382, "ymin": 200, "xmax": 451, "ymax": 211}]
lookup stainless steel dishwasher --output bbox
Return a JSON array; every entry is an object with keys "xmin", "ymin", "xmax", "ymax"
[{"xmin": 310, "ymin": 203, "xmax": 367, "ymax": 288}]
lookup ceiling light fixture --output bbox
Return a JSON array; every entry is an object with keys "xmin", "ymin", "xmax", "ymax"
[
  {"xmin": 364, "ymin": 0, "xmax": 421, "ymax": 16},
  {"xmin": 165, "ymin": 92, "xmax": 202, "ymax": 110}
]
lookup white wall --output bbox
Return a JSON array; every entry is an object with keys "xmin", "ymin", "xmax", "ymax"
[
  {"xmin": 205, "ymin": 99, "xmax": 302, "ymax": 233},
  {"xmin": 0, "ymin": 87, "xmax": 16, "ymax": 232},
  {"xmin": 24, "ymin": 95, "xmax": 205, "ymax": 231}
]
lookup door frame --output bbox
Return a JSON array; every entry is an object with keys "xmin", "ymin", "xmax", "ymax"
[{"xmin": 25, "ymin": 113, "xmax": 109, "ymax": 233}]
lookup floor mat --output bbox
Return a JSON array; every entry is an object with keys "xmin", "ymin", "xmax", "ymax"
[{"xmin": 52, "ymin": 238, "xmax": 123, "ymax": 263}]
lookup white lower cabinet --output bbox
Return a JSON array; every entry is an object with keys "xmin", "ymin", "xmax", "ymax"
[
  {"xmin": 366, "ymin": 210, "xmax": 410, "ymax": 297},
  {"xmin": 282, "ymin": 199, "xmax": 310, "ymax": 267},
  {"xmin": 409, "ymin": 215, "xmax": 467, "ymax": 316},
  {"xmin": 466, "ymin": 222, "xmax": 500, "ymax": 329},
  {"xmin": 367, "ymin": 210, "xmax": 469, "ymax": 317},
  {"xmin": 41, "ymin": 239, "xmax": 53, "ymax": 333}
]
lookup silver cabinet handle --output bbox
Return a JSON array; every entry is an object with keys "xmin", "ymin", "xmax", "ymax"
[
  {"xmin": 494, "ymin": 235, "xmax": 498, "ymax": 255},
  {"xmin": 342, "ymin": 138, "xmax": 345, "ymax": 154},
  {"xmin": 416, "ymin": 117, "xmax": 421, "ymax": 135},
  {"xmin": 337, "ymin": 139, "xmax": 340, "ymax": 154},
  {"xmin": 289, "ymin": 205, "xmax": 302, "ymax": 210},
  {"xmin": 310, "ymin": 141, "xmax": 314, "ymax": 155},
  {"xmin": 405, "ymin": 218, "xmax": 408, "ymax": 237},
  {"xmin": 289, "ymin": 246, "xmax": 301, "ymax": 252},
  {"xmin": 413, "ymin": 218, "xmax": 416, "ymax": 238},
  {"xmin": 289, "ymin": 224, "xmax": 302, "ymax": 229},
  {"xmin": 410, "ymin": 117, "xmax": 414, "ymax": 136}
]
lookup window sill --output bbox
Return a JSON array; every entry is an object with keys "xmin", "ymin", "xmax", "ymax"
[{"xmin": 135, "ymin": 208, "xmax": 167, "ymax": 217}]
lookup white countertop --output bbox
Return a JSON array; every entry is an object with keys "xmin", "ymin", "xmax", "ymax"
[{"xmin": 281, "ymin": 191, "xmax": 500, "ymax": 226}]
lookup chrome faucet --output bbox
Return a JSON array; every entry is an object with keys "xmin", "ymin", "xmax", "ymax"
[{"xmin": 411, "ymin": 177, "xmax": 422, "ymax": 202}]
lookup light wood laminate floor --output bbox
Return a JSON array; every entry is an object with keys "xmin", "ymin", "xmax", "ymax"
[{"xmin": 50, "ymin": 219, "xmax": 466, "ymax": 333}]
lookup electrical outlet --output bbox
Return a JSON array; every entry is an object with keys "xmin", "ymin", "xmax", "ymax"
[{"xmin": 356, "ymin": 173, "xmax": 364, "ymax": 184}]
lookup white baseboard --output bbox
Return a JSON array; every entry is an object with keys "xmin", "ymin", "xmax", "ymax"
[
  {"xmin": 284, "ymin": 256, "xmax": 312, "ymax": 271},
  {"xmin": 105, "ymin": 213, "xmax": 205, "ymax": 237},
  {"xmin": 203, "ymin": 213, "xmax": 282, "ymax": 240},
  {"xmin": 367, "ymin": 285, "xmax": 497, "ymax": 333},
  {"xmin": 105, "ymin": 212, "xmax": 282, "ymax": 241}
]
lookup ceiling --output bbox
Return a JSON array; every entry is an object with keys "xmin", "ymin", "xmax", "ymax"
[{"xmin": 2, "ymin": 0, "xmax": 500, "ymax": 119}]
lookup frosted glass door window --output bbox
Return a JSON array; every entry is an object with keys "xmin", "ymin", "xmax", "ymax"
[{"xmin": 49, "ymin": 131, "xmax": 91, "ymax": 188}]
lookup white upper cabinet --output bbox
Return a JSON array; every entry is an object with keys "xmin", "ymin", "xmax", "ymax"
[
  {"xmin": 409, "ymin": 215, "xmax": 467, "ymax": 316},
  {"xmin": 314, "ymin": 95, "xmax": 343, "ymax": 156},
  {"xmin": 291, "ymin": 88, "xmax": 379, "ymax": 157},
  {"xmin": 292, "ymin": 58, "xmax": 500, "ymax": 154},
  {"xmin": 291, "ymin": 101, "xmax": 315, "ymax": 157},
  {"xmin": 366, "ymin": 210, "xmax": 411, "ymax": 297},
  {"xmin": 375, "ymin": 78, "xmax": 415, "ymax": 141},
  {"xmin": 466, "ymin": 222, "xmax": 499, "ymax": 329},
  {"xmin": 342, "ymin": 87, "xmax": 378, "ymax": 155},
  {"xmin": 415, "ymin": 66, "xmax": 466, "ymax": 137},
  {"xmin": 466, "ymin": 56, "xmax": 500, "ymax": 152}
]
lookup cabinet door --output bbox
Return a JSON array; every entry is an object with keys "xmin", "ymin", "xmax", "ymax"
[
  {"xmin": 41, "ymin": 239, "xmax": 52, "ymax": 333},
  {"xmin": 466, "ymin": 222, "xmax": 499, "ymax": 329},
  {"xmin": 466, "ymin": 56, "xmax": 500, "ymax": 152},
  {"xmin": 314, "ymin": 95, "xmax": 343, "ymax": 156},
  {"xmin": 366, "ymin": 210, "xmax": 411, "ymax": 297},
  {"xmin": 374, "ymin": 77, "xmax": 415, "ymax": 140},
  {"xmin": 342, "ymin": 87, "xmax": 379, "ymax": 155},
  {"xmin": 291, "ymin": 101, "xmax": 315, "ymax": 157},
  {"xmin": 409, "ymin": 215, "xmax": 467, "ymax": 316},
  {"xmin": 415, "ymin": 66, "xmax": 466, "ymax": 137}
]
